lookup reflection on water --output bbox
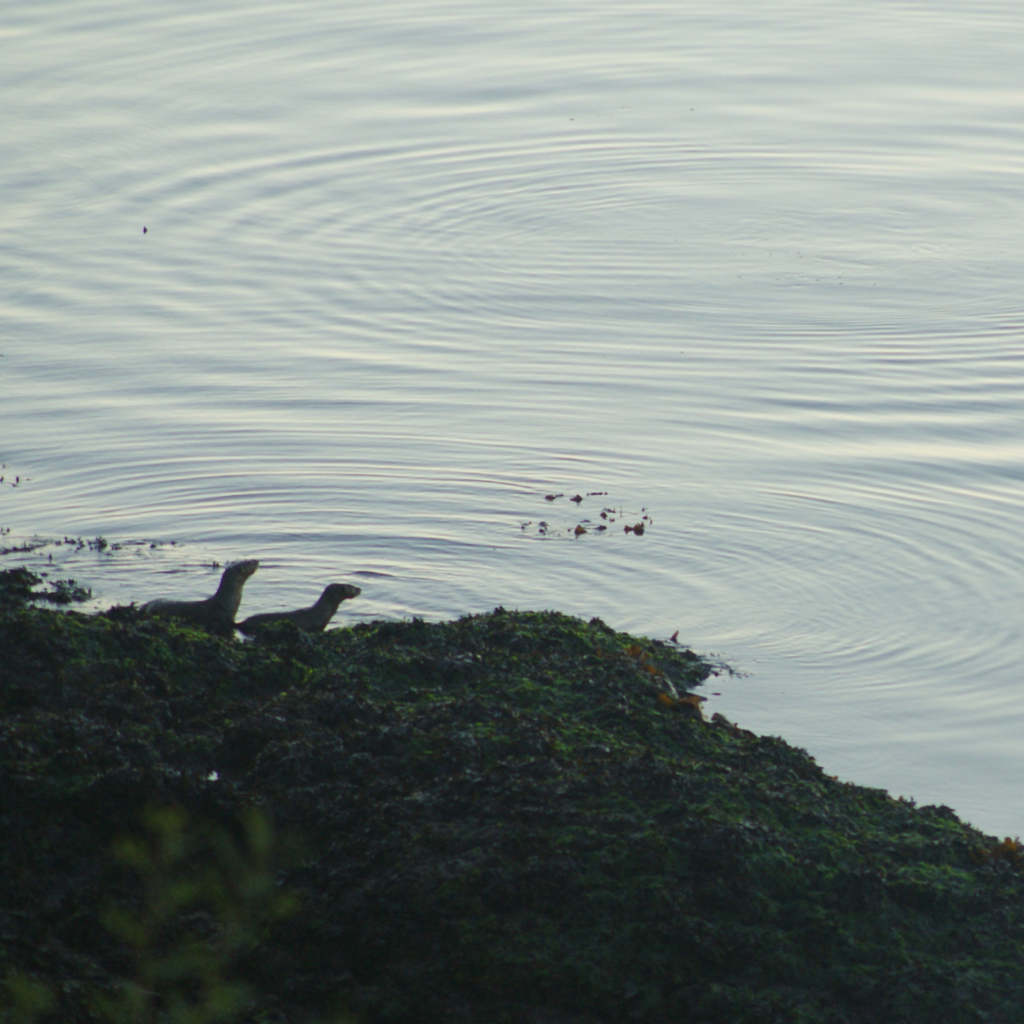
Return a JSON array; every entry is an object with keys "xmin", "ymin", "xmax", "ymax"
[{"xmin": 3, "ymin": 0, "xmax": 1024, "ymax": 836}]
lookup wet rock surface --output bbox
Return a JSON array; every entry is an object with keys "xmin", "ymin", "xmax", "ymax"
[{"xmin": 2, "ymin": 568, "xmax": 1024, "ymax": 1023}]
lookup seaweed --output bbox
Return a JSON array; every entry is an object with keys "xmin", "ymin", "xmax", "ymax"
[
  {"xmin": 0, "ymin": 567, "xmax": 92, "ymax": 608},
  {"xmin": 1, "ymin": 583, "xmax": 1023, "ymax": 1023}
]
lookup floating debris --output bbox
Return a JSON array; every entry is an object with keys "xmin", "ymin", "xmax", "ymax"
[{"xmin": 526, "ymin": 492, "xmax": 652, "ymax": 540}]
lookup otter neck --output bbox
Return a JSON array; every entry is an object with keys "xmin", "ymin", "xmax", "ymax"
[{"xmin": 212, "ymin": 570, "xmax": 241, "ymax": 600}]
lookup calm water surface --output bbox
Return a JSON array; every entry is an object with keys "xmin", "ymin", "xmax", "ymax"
[{"xmin": 4, "ymin": 1, "xmax": 1024, "ymax": 836}]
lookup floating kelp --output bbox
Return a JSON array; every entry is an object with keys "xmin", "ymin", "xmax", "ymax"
[{"xmin": 523, "ymin": 490, "xmax": 650, "ymax": 540}]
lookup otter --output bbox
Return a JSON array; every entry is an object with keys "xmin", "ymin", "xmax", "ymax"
[
  {"xmin": 141, "ymin": 559, "xmax": 259, "ymax": 633},
  {"xmin": 236, "ymin": 582, "xmax": 361, "ymax": 635}
]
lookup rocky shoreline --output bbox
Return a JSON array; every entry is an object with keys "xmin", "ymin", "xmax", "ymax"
[{"xmin": 2, "ymin": 566, "xmax": 1023, "ymax": 1023}]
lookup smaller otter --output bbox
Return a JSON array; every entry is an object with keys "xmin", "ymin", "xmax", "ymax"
[
  {"xmin": 236, "ymin": 582, "xmax": 361, "ymax": 635},
  {"xmin": 141, "ymin": 559, "xmax": 259, "ymax": 633}
]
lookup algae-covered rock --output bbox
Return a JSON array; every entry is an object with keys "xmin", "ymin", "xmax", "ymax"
[{"xmin": 1, "ymin": 582, "xmax": 1023, "ymax": 1024}]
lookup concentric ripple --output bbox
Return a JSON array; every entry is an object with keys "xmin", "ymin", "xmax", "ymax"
[{"xmin": 4, "ymin": 0, "xmax": 1024, "ymax": 835}]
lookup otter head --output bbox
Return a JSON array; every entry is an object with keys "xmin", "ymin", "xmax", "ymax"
[
  {"xmin": 224, "ymin": 559, "xmax": 260, "ymax": 583},
  {"xmin": 319, "ymin": 583, "xmax": 361, "ymax": 606},
  {"xmin": 213, "ymin": 559, "xmax": 260, "ymax": 618}
]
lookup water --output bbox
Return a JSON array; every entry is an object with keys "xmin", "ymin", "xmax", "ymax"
[{"xmin": 4, "ymin": 0, "xmax": 1024, "ymax": 837}]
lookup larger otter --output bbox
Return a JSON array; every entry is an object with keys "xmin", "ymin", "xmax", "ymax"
[
  {"xmin": 141, "ymin": 559, "xmax": 259, "ymax": 633},
  {"xmin": 237, "ymin": 582, "xmax": 360, "ymax": 635}
]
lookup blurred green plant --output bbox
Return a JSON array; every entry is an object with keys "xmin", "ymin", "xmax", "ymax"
[
  {"xmin": 0, "ymin": 975, "xmax": 55, "ymax": 1024},
  {"xmin": 2, "ymin": 805, "xmax": 326, "ymax": 1024},
  {"xmin": 96, "ymin": 804, "xmax": 298, "ymax": 1024}
]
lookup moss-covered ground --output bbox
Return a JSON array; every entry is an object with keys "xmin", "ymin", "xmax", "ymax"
[{"xmin": 2, "ymin": 567, "xmax": 1023, "ymax": 1023}]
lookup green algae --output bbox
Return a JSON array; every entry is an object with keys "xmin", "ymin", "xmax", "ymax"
[
  {"xmin": 1, "ymin": 572, "xmax": 1023, "ymax": 1023},
  {"xmin": 0, "ymin": 567, "xmax": 91, "ymax": 608}
]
